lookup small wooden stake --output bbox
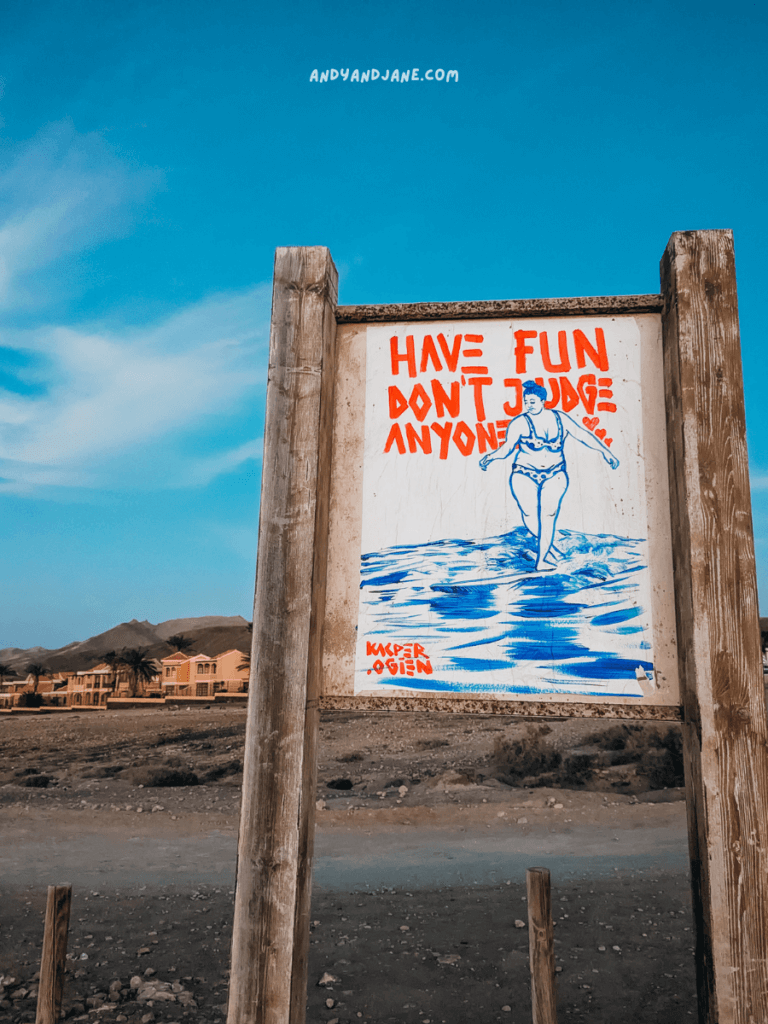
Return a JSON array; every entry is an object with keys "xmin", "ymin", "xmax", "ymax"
[
  {"xmin": 35, "ymin": 884, "xmax": 72, "ymax": 1024},
  {"xmin": 527, "ymin": 868, "xmax": 557, "ymax": 1024}
]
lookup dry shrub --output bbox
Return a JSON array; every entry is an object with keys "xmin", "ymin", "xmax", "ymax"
[
  {"xmin": 204, "ymin": 759, "xmax": 242, "ymax": 782},
  {"xmin": 22, "ymin": 774, "xmax": 51, "ymax": 787},
  {"xmin": 583, "ymin": 723, "xmax": 647, "ymax": 752},
  {"xmin": 152, "ymin": 724, "xmax": 244, "ymax": 747},
  {"xmin": 584, "ymin": 723, "xmax": 684, "ymax": 789},
  {"xmin": 639, "ymin": 728, "xmax": 684, "ymax": 789},
  {"xmin": 558, "ymin": 755, "xmax": 594, "ymax": 787},
  {"xmin": 492, "ymin": 725, "xmax": 562, "ymax": 782},
  {"xmin": 81, "ymin": 764, "xmax": 124, "ymax": 779},
  {"xmin": 124, "ymin": 766, "xmax": 199, "ymax": 787},
  {"xmin": 326, "ymin": 778, "xmax": 354, "ymax": 790}
]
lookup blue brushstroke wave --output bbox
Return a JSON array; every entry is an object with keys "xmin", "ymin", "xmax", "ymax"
[{"xmin": 358, "ymin": 527, "xmax": 652, "ymax": 696}]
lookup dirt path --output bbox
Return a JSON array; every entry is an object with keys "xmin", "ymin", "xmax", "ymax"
[
  {"xmin": 1, "ymin": 798, "xmax": 688, "ymax": 890},
  {"xmin": 1, "ymin": 707, "xmax": 694, "ymax": 1022}
]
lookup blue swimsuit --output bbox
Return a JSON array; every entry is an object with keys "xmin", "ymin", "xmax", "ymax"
[{"xmin": 513, "ymin": 412, "xmax": 566, "ymax": 484}]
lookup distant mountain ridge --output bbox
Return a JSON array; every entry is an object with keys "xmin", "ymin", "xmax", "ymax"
[{"xmin": 0, "ymin": 615, "xmax": 251, "ymax": 675}]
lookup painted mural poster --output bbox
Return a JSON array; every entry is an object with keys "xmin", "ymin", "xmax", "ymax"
[{"xmin": 354, "ymin": 316, "xmax": 673, "ymax": 699}]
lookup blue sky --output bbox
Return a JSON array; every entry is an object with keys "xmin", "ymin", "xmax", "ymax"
[{"xmin": 1, "ymin": 0, "xmax": 767, "ymax": 648}]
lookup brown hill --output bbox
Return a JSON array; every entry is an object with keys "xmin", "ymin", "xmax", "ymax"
[
  {"xmin": 167, "ymin": 624, "xmax": 251, "ymax": 658},
  {"xmin": 0, "ymin": 616, "xmax": 251, "ymax": 675},
  {"xmin": 154, "ymin": 615, "xmax": 248, "ymax": 640}
]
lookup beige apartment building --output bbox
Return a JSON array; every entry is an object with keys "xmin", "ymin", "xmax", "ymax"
[
  {"xmin": 66, "ymin": 664, "xmax": 116, "ymax": 706},
  {"xmin": 0, "ymin": 673, "xmax": 67, "ymax": 707},
  {"xmin": 160, "ymin": 649, "xmax": 249, "ymax": 698},
  {"xmin": 66, "ymin": 661, "xmax": 164, "ymax": 705}
]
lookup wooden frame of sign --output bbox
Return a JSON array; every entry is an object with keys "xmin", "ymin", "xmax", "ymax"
[{"xmin": 227, "ymin": 233, "xmax": 768, "ymax": 1024}]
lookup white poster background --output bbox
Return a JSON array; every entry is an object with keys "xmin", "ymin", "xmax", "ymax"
[{"xmin": 354, "ymin": 316, "xmax": 675, "ymax": 699}]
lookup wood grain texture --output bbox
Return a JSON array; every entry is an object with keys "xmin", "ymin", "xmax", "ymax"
[
  {"xmin": 35, "ymin": 885, "xmax": 71, "ymax": 1024},
  {"xmin": 336, "ymin": 294, "xmax": 662, "ymax": 324},
  {"xmin": 661, "ymin": 230, "xmax": 768, "ymax": 1024},
  {"xmin": 319, "ymin": 695, "xmax": 681, "ymax": 720},
  {"xmin": 527, "ymin": 869, "xmax": 557, "ymax": 1024},
  {"xmin": 228, "ymin": 247, "xmax": 338, "ymax": 1024}
]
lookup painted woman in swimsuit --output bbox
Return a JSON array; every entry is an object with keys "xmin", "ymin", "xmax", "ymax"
[{"xmin": 479, "ymin": 380, "xmax": 619, "ymax": 571}]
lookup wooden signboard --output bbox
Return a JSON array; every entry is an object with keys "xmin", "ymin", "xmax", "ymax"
[
  {"xmin": 323, "ymin": 307, "xmax": 679, "ymax": 715},
  {"xmin": 227, "ymin": 233, "xmax": 768, "ymax": 1024}
]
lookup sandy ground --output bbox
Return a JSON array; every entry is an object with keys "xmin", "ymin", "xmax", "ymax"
[{"xmin": 0, "ymin": 707, "xmax": 694, "ymax": 1023}]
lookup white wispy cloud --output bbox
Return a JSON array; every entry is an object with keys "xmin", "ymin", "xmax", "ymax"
[
  {"xmin": 0, "ymin": 118, "xmax": 161, "ymax": 311},
  {"xmin": 0, "ymin": 286, "xmax": 271, "ymax": 493},
  {"xmin": 0, "ymin": 119, "xmax": 270, "ymax": 494}
]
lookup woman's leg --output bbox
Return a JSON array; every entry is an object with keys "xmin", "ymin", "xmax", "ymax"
[
  {"xmin": 510, "ymin": 473, "xmax": 540, "ymax": 549},
  {"xmin": 537, "ymin": 471, "xmax": 568, "ymax": 569}
]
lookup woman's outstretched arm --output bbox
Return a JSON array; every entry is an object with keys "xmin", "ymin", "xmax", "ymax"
[
  {"xmin": 479, "ymin": 417, "xmax": 526, "ymax": 470},
  {"xmin": 561, "ymin": 413, "xmax": 619, "ymax": 468}
]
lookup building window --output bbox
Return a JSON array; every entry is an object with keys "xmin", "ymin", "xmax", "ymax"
[
  {"xmin": 197, "ymin": 664, "xmax": 204, "ymax": 675},
  {"xmin": 165, "ymin": 667, "xmax": 172, "ymax": 677},
  {"xmin": 196, "ymin": 682, "xmax": 209, "ymax": 697}
]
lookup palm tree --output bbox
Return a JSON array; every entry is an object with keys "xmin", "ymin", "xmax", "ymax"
[
  {"xmin": 101, "ymin": 650, "xmax": 123, "ymax": 692},
  {"xmin": 166, "ymin": 634, "xmax": 193, "ymax": 653},
  {"xmin": 25, "ymin": 663, "xmax": 47, "ymax": 693},
  {"xmin": 236, "ymin": 650, "xmax": 251, "ymax": 693},
  {"xmin": 0, "ymin": 663, "xmax": 12, "ymax": 686},
  {"xmin": 120, "ymin": 649, "xmax": 158, "ymax": 698}
]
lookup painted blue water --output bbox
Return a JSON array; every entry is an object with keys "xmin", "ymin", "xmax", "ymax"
[{"xmin": 358, "ymin": 527, "xmax": 652, "ymax": 697}]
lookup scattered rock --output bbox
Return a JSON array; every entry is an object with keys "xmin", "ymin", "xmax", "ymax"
[
  {"xmin": 514, "ymin": 919, "xmax": 526, "ymax": 929},
  {"xmin": 317, "ymin": 972, "xmax": 340, "ymax": 987}
]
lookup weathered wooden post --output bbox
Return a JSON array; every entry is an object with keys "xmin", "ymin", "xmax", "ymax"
[
  {"xmin": 661, "ymin": 229, "xmax": 768, "ymax": 1023},
  {"xmin": 35, "ymin": 884, "xmax": 72, "ymax": 1024},
  {"xmin": 526, "ymin": 868, "xmax": 557, "ymax": 1024},
  {"xmin": 227, "ymin": 247, "xmax": 338, "ymax": 1024}
]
